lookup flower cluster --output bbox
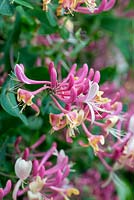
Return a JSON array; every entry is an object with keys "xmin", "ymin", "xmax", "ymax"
[
  {"xmin": 74, "ymin": 169, "xmax": 119, "ymax": 200},
  {"xmin": 0, "ymin": 0, "xmax": 133, "ymax": 198},
  {"xmin": 14, "ymin": 62, "xmax": 123, "ymax": 154},
  {"xmin": 43, "ymin": 0, "xmax": 116, "ymax": 15},
  {"xmin": 12, "ymin": 135, "xmax": 79, "ymax": 200},
  {"xmin": 77, "ymin": 72, "xmax": 134, "ymax": 181}
]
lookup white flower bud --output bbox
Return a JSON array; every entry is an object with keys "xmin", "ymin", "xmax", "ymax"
[{"xmin": 15, "ymin": 158, "xmax": 32, "ymax": 180}]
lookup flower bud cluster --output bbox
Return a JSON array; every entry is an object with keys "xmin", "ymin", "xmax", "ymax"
[{"xmin": 12, "ymin": 136, "xmax": 79, "ymax": 200}]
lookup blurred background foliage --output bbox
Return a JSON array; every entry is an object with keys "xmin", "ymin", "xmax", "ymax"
[{"xmin": 0, "ymin": 0, "xmax": 134, "ymax": 199}]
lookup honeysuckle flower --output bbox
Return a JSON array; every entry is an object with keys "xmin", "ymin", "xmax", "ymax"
[
  {"xmin": 79, "ymin": 135, "xmax": 105, "ymax": 154},
  {"xmin": 57, "ymin": 0, "xmax": 97, "ymax": 15},
  {"xmin": 46, "ymin": 62, "xmax": 123, "ymax": 146},
  {"xmin": 17, "ymin": 86, "xmax": 48, "ymax": 114},
  {"xmin": 81, "ymin": 81, "xmax": 111, "ymax": 124},
  {"xmin": 27, "ymin": 176, "xmax": 46, "ymax": 200},
  {"xmin": 14, "ymin": 64, "xmax": 50, "ymax": 85},
  {"xmin": 99, "ymin": 114, "xmax": 134, "ymax": 173},
  {"xmin": 88, "ymin": 135, "xmax": 105, "ymax": 154},
  {"xmin": 13, "ymin": 62, "xmax": 123, "ymax": 152},
  {"xmin": 12, "ymin": 137, "xmax": 79, "ymax": 200},
  {"xmin": 14, "ymin": 62, "xmax": 104, "ymax": 115},
  {"xmin": 15, "ymin": 62, "xmax": 77, "ymax": 109},
  {"xmin": 115, "ymin": 115, "xmax": 134, "ymax": 168},
  {"xmin": 123, "ymin": 136, "xmax": 134, "ymax": 158},
  {"xmin": 104, "ymin": 115, "xmax": 123, "ymax": 138},
  {"xmin": 65, "ymin": 109, "xmax": 85, "ymax": 142},
  {"xmin": 66, "ymin": 109, "xmax": 85, "ymax": 127},
  {"xmin": 50, "ymin": 109, "xmax": 85, "ymax": 142},
  {"xmin": 29, "ymin": 176, "xmax": 46, "ymax": 193},
  {"xmin": 0, "ymin": 180, "xmax": 12, "ymax": 200},
  {"xmin": 17, "ymin": 89, "xmax": 39, "ymax": 114},
  {"xmin": 83, "ymin": 82, "xmax": 99, "ymax": 124},
  {"xmin": 43, "ymin": 0, "xmax": 116, "ymax": 15},
  {"xmin": 76, "ymin": 0, "xmax": 116, "ymax": 15},
  {"xmin": 49, "ymin": 113, "xmax": 67, "ymax": 132},
  {"xmin": 104, "ymin": 116, "xmax": 119, "ymax": 130},
  {"xmin": 48, "ymin": 63, "xmax": 101, "ymax": 109}
]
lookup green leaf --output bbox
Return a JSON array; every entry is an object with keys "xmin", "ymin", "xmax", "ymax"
[
  {"xmin": 13, "ymin": 0, "xmax": 33, "ymax": 9},
  {"xmin": 46, "ymin": 7, "xmax": 57, "ymax": 27},
  {"xmin": 100, "ymin": 66, "xmax": 116, "ymax": 84},
  {"xmin": 16, "ymin": 6, "xmax": 34, "ymax": 25},
  {"xmin": 4, "ymin": 12, "xmax": 21, "ymax": 70},
  {"xmin": 0, "ymin": 137, "xmax": 9, "ymax": 162},
  {"xmin": 113, "ymin": 174, "xmax": 133, "ymax": 200},
  {"xmin": 28, "ymin": 8, "xmax": 58, "ymax": 34},
  {"xmin": 0, "ymin": 0, "xmax": 14, "ymax": 16},
  {"xmin": 59, "ymin": 27, "xmax": 69, "ymax": 40},
  {"xmin": 0, "ymin": 77, "xmax": 28, "ymax": 125},
  {"xmin": 28, "ymin": 116, "xmax": 43, "ymax": 130}
]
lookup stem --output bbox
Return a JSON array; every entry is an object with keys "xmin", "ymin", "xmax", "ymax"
[
  {"xmin": 32, "ymin": 85, "xmax": 50, "ymax": 95},
  {"xmin": 81, "ymin": 122, "xmax": 92, "ymax": 137},
  {"xmin": 98, "ymin": 154, "xmax": 113, "ymax": 172},
  {"xmin": 38, "ymin": 143, "xmax": 56, "ymax": 171},
  {"xmin": 0, "ymin": 171, "xmax": 17, "ymax": 179},
  {"xmin": 30, "ymin": 135, "xmax": 46, "ymax": 150},
  {"xmin": 50, "ymin": 95, "xmax": 69, "ymax": 114},
  {"xmin": 86, "ymin": 118, "xmax": 104, "ymax": 127}
]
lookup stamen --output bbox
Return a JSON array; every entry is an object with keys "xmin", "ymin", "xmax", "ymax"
[
  {"xmin": 85, "ymin": 0, "xmax": 96, "ymax": 13},
  {"xmin": 107, "ymin": 128, "xmax": 126, "ymax": 140},
  {"xmin": 20, "ymin": 104, "xmax": 27, "ymax": 113}
]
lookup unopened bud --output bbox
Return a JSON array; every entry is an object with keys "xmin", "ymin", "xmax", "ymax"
[{"xmin": 15, "ymin": 158, "xmax": 32, "ymax": 180}]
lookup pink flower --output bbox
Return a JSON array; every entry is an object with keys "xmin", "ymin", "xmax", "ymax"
[
  {"xmin": 75, "ymin": 0, "xmax": 116, "ymax": 15},
  {"xmin": 13, "ymin": 137, "xmax": 79, "ymax": 200},
  {"xmin": 50, "ymin": 109, "xmax": 85, "ymax": 143},
  {"xmin": 17, "ymin": 88, "xmax": 47, "ymax": 114},
  {"xmin": 79, "ymin": 134, "xmax": 105, "ymax": 154},
  {"xmin": 14, "ymin": 64, "xmax": 50, "ymax": 85},
  {"xmin": 13, "ymin": 62, "xmax": 123, "ymax": 152},
  {"xmin": 43, "ymin": 0, "xmax": 116, "ymax": 15}
]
